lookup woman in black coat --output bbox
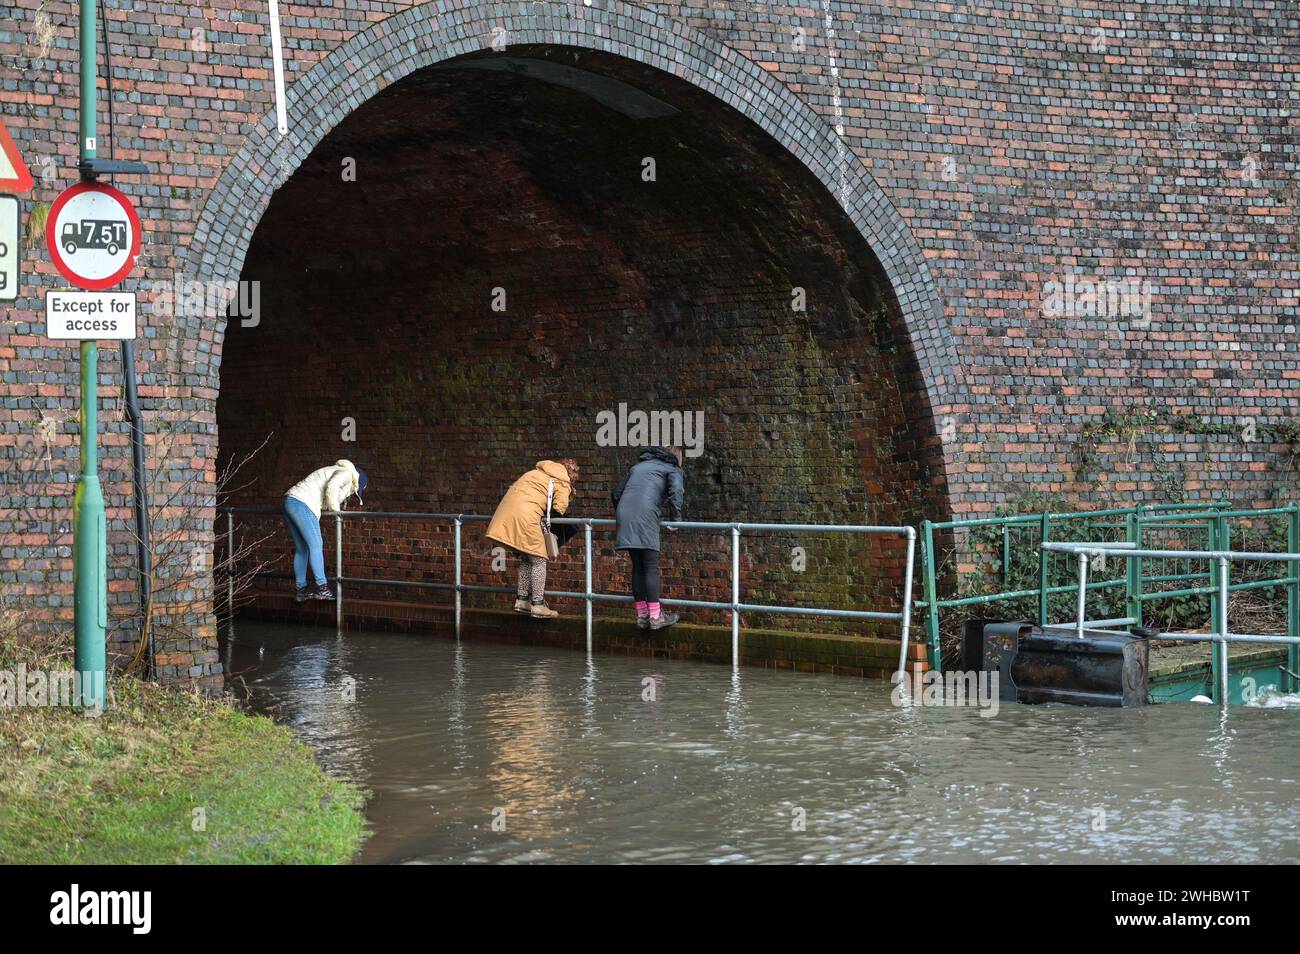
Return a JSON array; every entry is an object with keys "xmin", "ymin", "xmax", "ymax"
[{"xmin": 612, "ymin": 446, "xmax": 685, "ymax": 630}]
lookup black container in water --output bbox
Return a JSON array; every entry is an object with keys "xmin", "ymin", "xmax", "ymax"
[{"xmin": 966, "ymin": 620, "xmax": 1151, "ymax": 707}]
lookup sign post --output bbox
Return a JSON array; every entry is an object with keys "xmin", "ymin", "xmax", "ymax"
[
  {"xmin": 49, "ymin": 1, "xmax": 150, "ymax": 704},
  {"xmin": 73, "ymin": 0, "xmax": 106, "ymax": 708}
]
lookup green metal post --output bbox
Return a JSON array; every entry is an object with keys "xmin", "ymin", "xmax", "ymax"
[
  {"xmin": 1125, "ymin": 509, "xmax": 1142, "ymax": 629},
  {"xmin": 73, "ymin": 0, "xmax": 106, "ymax": 709},
  {"xmin": 80, "ymin": 0, "xmax": 97, "ymax": 163},
  {"xmin": 1288, "ymin": 505, "xmax": 1299, "ymax": 694},
  {"xmin": 1037, "ymin": 512, "xmax": 1050, "ymax": 626},
  {"xmin": 1001, "ymin": 523, "xmax": 1010, "ymax": 584},
  {"xmin": 921, "ymin": 520, "xmax": 941, "ymax": 672},
  {"xmin": 1209, "ymin": 514, "xmax": 1227, "ymax": 704}
]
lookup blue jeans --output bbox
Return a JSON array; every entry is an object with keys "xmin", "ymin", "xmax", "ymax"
[{"xmin": 283, "ymin": 496, "xmax": 326, "ymax": 588}]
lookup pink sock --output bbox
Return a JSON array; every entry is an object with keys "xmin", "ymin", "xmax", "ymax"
[
  {"xmin": 635, "ymin": 601, "xmax": 648, "ymax": 618},
  {"xmin": 649, "ymin": 602, "xmax": 661, "ymax": 619}
]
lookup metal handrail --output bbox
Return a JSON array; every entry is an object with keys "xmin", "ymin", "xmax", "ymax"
[
  {"xmin": 915, "ymin": 500, "xmax": 1236, "ymax": 671},
  {"xmin": 1043, "ymin": 540, "xmax": 1300, "ymax": 707},
  {"xmin": 915, "ymin": 501, "xmax": 1300, "ymax": 676},
  {"xmin": 219, "ymin": 507, "xmax": 917, "ymax": 673}
]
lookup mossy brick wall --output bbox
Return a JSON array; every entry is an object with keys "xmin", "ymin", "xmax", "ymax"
[{"xmin": 0, "ymin": 2, "xmax": 1296, "ymax": 687}]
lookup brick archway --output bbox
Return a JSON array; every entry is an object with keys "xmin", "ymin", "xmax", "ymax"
[{"xmin": 187, "ymin": 1, "xmax": 960, "ymax": 499}]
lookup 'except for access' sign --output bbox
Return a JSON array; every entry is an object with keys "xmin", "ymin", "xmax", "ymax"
[
  {"xmin": 45, "ymin": 291, "xmax": 136, "ymax": 340},
  {"xmin": 0, "ymin": 196, "xmax": 17, "ymax": 301}
]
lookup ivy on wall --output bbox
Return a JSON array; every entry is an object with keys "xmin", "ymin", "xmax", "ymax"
[{"xmin": 1076, "ymin": 408, "xmax": 1300, "ymax": 496}]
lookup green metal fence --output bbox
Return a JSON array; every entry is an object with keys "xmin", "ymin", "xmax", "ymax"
[{"xmin": 916, "ymin": 500, "xmax": 1300, "ymax": 694}]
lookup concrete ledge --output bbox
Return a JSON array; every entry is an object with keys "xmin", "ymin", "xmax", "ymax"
[{"xmin": 235, "ymin": 593, "xmax": 927, "ymax": 679}]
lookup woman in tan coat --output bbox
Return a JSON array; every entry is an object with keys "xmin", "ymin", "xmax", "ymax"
[{"xmin": 485, "ymin": 458, "xmax": 580, "ymax": 619}]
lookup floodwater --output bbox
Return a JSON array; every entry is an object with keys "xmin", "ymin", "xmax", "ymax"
[{"xmin": 223, "ymin": 621, "xmax": 1300, "ymax": 864}]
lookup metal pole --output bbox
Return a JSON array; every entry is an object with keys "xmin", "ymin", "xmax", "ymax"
[
  {"xmin": 73, "ymin": 342, "xmax": 105, "ymax": 707},
  {"xmin": 80, "ymin": 0, "xmax": 97, "ymax": 164},
  {"xmin": 335, "ymin": 514, "xmax": 343, "ymax": 632},
  {"xmin": 896, "ymin": 528, "xmax": 916, "ymax": 677},
  {"xmin": 122, "ymin": 343, "xmax": 152, "ymax": 674},
  {"xmin": 1289, "ymin": 505, "xmax": 1299, "ymax": 694},
  {"xmin": 1075, "ymin": 550, "xmax": 1088, "ymax": 639},
  {"xmin": 731, "ymin": 525, "xmax": 741, "ymax": 670},
  {"xmin": 1217, "ymin": 554, "xmax": 1230, "ymax": 709},
  {"xmin": 454, "ymin": 516, "xmax": 462, "ymax": 638},
  {"xmin": 584, "ymin": 521, "xmax": 593, "ymax": 652},
  {"xmin": 1037, "ymin": 512, "xmax": 1050, "ymax": 626},
  {"xmin": 1001, "ymin": 523, "xmax": 1010, "ymax": 583},
  {"xmin": 1209, "ymin": 515, "xmax": 1226, "ymax": 700},
  {"xmin": 1125, "ymin": 510, "xmax": 1142, "ymax": 629},
  {"xmin": 72, "ymin": 0, "xmax": 105, "ymax": 709},
  {"xmin": 921, "ymin": 519, "xmax": 941, "ymax": 672},
  {"xmin": 226, "ymin": 510, "xmax": 234, "ymax": 637}
]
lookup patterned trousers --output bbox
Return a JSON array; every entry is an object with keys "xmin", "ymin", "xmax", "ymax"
[{"xmin": 516, "ymin": 552, "xmax": 548, "ymax": 602}]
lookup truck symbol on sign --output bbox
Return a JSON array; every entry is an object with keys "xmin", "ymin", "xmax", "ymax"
[{"xmin": 61, "ymin": 219, "xmax": 128, "ymax": 256}]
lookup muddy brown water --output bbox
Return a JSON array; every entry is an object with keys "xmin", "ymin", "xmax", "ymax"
[{"xmin": 223, "ymin": 621, "xmax": 1300, "ymax": 864}]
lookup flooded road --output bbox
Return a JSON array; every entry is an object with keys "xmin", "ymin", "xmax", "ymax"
[{"xmin": 224, "ymin": 622, "xmax": 1300, "ymax": 864}]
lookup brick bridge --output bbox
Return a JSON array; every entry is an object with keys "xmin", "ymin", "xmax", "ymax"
[{"xmin": 1, "ymin": 2, "xmax": 1296, "ymax": 688}]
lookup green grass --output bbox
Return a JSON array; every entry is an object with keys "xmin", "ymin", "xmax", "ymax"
[{"xmin": 0, "ymin": 636, "xmax": 368, "ymax": 864}]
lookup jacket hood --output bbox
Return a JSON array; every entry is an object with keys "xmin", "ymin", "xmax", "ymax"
[
  {"xmin": 638, "ymin": 447, "xmax": 680, "ymax": 466},
  {"xmin": 335, "ymin": 460, "xmax": 359, "ymax": 484},
  {"xmin": 536, "ymin": 460, "xmax": 571, "ymax": 483}
]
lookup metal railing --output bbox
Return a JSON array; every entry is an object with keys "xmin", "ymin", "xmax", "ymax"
[
  {"xmin": 1044, "ymin": 540, "xmax": 1300, "ymax": 707},
  {"xmin": 914, "ymin": 500, "xmax": 1300, "ymax": 672},
  {"xmin": 220, "ymin": 508, "xmax": 917, "ymax": 672}
]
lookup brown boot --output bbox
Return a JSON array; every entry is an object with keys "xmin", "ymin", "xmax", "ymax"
[
  {"xmin": 529, "ymin": 602, "xmax": 558, "ymax": 620},
  {"xmin": 513, "ymin": 598, "xmax": 530, "ymax": 614}
]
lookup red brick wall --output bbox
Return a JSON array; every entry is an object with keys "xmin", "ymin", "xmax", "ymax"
[{"xmin": 0, "ymin": 2, "xmax": 1295, "ymax": 686}]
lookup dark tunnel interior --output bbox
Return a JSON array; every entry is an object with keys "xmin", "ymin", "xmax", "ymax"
[{"xmin": 216, "ymin": 46, "xmax": 941, "ymax": 622}]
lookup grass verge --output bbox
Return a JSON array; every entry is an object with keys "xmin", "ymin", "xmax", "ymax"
[{"xmin": 0, "ymin": 632, "xmax": 367, "ymax": 864}]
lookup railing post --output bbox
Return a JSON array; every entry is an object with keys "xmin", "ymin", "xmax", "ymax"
[
  {"xmin": 1037, "ymin": 512, "xmax": 1051, "ymax": 627},
  {"xmin": 335, "ymin": 513, "xmax": 343, "ymax": 633},
  {"xmin": 584, "ymin": 520, "xmax": 593, "ymax": 653},
  {"xmin": 921, "ymin": 519, "xmax": 941, "ymax": 672},
  {"xmin": 1001, "ymin": 523, "xmax": 1010, "ymax": 584},
  {"xmin": 1125, "ymin": 509, "xmax": 1142, "ymax": 629},
  {"xmin": 1075, "ymin": 549, "xmax": 1088, "ymax": 639},
  {"xmin": 226, "ymin": 509, "xmax": 234, "ymax": 636},
  {"xmin": 896, "ymin": 527, "xmax": 916, "ymax": 677},
  {"xmin": 1289, "ymin": 504, "xmax": 1299, "ymax": 694},
  {"xmin": 1209, "ymin": 514, "xmax": 1227, "ymax": 701},
  {"xmin": 731, "ymin": 524, "xmax": 741, "ymax": 670},
  {"xmin": 1216, "ymin": 554, "xmax": 1230, "ymax": 708},
  {"xmin": 454, "ymin": 516, "xmax": 462, "ymax": 639}
]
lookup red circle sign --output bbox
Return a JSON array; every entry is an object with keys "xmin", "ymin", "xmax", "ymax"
[{"xmin": 46, "ymin": 182, "xmax": 142, "ymax": 291}]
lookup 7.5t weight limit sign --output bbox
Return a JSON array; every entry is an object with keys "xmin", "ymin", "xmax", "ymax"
[{"xmin": 46, "ymin": 181, "xmax": 141, "ymax": 290}]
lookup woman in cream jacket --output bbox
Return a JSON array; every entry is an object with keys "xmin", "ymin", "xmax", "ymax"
[{"xmin": 283, "ymin": 459, "xmax": 367, "ymax": 601}]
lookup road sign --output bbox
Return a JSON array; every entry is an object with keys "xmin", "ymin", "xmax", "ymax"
[
  {"xmin": 0, "ymin": 196, "xmax": 17, "ymax": 301},
  {"xmin": 46, "ymin": 182, "xmax": 141, "ymax": 290},
  {"xmin": 45, "ymin": 290, "xmax": 136, "ymax": 340},
  {"xmin": 0, "ymin": 118, "xmax": 33, "ymax": 194}
]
